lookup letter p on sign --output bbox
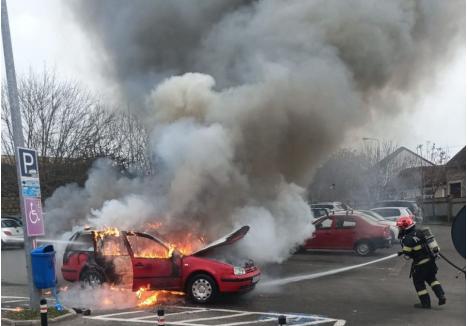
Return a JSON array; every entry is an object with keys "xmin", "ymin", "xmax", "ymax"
[{"xmin": 17, "ymin": 147, "xmax": 39, "ymax": 178}]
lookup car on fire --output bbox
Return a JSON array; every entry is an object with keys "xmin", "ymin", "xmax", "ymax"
[
  {"xmin": 61, "ymin": 226, "xmax": 260, "ymax": 303},
  {"xmin": 303, "ymin": 212, "xmax": 392, "ymax": 256}
]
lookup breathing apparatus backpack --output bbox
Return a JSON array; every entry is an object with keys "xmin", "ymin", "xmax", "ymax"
[{"xmin": 419, "ymin": 227, "xmax": 440, "ymax": 258}]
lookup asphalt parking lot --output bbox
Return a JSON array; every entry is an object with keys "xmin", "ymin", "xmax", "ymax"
[{"xmin": 2, "ymin": 224, "xmax": 465, "ymax": 325}]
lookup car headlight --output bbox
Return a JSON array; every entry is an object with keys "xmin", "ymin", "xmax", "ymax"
[{"xmin": 233, "ymin": 266, "xmax": 246, "ymax": 275}]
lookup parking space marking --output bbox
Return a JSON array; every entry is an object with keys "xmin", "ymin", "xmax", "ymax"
[
  {"xmin": 85, "ymin": 305, "xmax": 344, "ymax": 325},
  {"xmin": 221, "ymin": 318, "xmax": 277, "ymax": 326},
  {"xmin": 2, "ymin": 299, "xmax": 30, "ymax": 303},
  {"xmin": 1, "ymin": 296, "xmax": 29, "ymax": 299},
  {"xmin": 91, "ymin": 310, "xmax": 146, "ymax": 318},
  {"xmin": 132, "ymin": 308, "xmax": 208, "ymax": 320},
  {"xmin": 181, "ymin": 312, "xmax": 252, "ymax": 323}
]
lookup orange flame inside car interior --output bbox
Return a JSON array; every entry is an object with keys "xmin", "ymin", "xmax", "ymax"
[
  {"xmin": 93, "ymin": 226, "xmax": 207, "ymax": 258},
  {"xmin": 88, "ymin": 225, "xmax": 209, "ymax": 306},
  {"xmin": 136, "ymin": 286, "xmax": 185, "ymax": 307}
]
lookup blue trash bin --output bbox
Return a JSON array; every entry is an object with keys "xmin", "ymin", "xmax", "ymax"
[{"xmin": 31, "ymin": 244, "xmax": 56, "ymax": 289}]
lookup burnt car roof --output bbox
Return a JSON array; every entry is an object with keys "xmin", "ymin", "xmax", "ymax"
[{"xmin": 71, "ymin": 226, "xmax": 250, "ymax": 256}]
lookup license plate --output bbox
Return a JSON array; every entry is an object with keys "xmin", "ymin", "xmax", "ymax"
[{"xmin": 252, "ymin": 275, "xmax": 260, "ymax": 283}]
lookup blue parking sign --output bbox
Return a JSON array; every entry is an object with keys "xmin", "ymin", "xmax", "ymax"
[{"xmin": 17, "ymin": 147, "xmax": 39, "ymax": 178}]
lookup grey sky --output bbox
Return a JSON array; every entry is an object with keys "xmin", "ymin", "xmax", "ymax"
[{"xmin": 2, "ymin": 0, "xmax": 466, "ymax": 158}]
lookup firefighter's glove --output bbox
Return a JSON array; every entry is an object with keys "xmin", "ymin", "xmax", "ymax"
[{"xmin": 397, "ymin": 251, "xmax": 404, "ymax": 256}]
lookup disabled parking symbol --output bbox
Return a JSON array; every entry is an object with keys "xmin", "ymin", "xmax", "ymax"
[{"xmin": 24, "ymin": 197, "xmax": 45, "ymax": 236}]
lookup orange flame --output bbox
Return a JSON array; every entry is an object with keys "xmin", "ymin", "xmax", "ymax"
[
  {"xmin": 136, "ymin": 286, "xmax": 184, "ymax": 307},
  {"xmin": 94, "ymin": 227, "xmax": 120, "ymax": 241}
]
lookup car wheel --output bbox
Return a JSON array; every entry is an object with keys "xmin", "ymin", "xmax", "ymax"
[
  {"xmin": 80, "ymin": 268, "xmax": 105, "ymax": 287},
  {"xmin": 187, "ymin": 274, "xmax": 218, "ymax": 304},
  {"xmin": 355, "ymin": 241, "xmax": 373, "ymax": 256}
]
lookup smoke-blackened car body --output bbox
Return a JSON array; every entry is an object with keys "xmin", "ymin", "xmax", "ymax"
[{"xmin": 61, "ymin": 226, "xmax": 260, "ymax": 303}]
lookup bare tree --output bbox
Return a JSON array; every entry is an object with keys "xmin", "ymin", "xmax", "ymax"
[{"xmin": 1, "ymin": 69, "xmax": 150, "ymax": 205}]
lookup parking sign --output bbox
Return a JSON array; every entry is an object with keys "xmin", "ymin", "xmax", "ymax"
[
  {"xmin": 16, "ymin": 147, "xmax": 44, "ymax": 237},
  {"xmin": 18, "ymin": 147, "xmax": 39, "ymax": 178}
]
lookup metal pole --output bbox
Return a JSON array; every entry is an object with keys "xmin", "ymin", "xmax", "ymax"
[
  {"xmin": 1, "ymin": 0, "xmax": 41, "ymax": 308},
  {"xmin": 40, "ymin": 298, "xmax": 48, "ymax": 326},
  {"xmin": 157, "ymin": 306, "xmax": 165, "ymax": 326}
]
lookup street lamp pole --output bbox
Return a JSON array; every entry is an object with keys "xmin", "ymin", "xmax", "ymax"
[{"xmin": 1, "ymin": 0, "xmax": 41, "ymax": 308}]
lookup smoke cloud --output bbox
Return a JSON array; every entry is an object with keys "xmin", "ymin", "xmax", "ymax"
[{"xmin": 45, "ymin": 0, "xmax": 464, "ymax": 264}]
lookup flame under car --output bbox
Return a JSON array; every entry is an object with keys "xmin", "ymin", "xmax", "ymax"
[{"xmin": 61, "ymin": 226, "xmax": 260, "ymax": 303}]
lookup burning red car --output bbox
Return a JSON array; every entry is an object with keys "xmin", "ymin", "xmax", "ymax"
[{"xmin": 61, "ymin": 226, "xmax": 260, "ymax": 303}]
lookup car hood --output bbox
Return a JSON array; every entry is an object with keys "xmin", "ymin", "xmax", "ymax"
[{"xmin": 190, "ymin": 225, "xmax": 249, "ymax": 256}]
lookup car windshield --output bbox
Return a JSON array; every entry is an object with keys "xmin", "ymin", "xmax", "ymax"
[
  {"xmin": 312, "ymin": 204, "xmax": 333, "ymax": 209},
  {"xmin": 1, "ymin": 219, "xmax": 21, "ymax": 228},
  {"xmin": 361, "ymin": 211, "xmax": 385, "ymax": 221}
]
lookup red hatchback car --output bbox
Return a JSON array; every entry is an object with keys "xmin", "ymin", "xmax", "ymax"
[
  {"xmin": 61, "ymin": 226, "xmax": 260, "ymax": 303},
  {"xmin": 304, "ymin": 213, "xmax": 392, "ymax": 256}
]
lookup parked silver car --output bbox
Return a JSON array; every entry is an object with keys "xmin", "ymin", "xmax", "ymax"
[
  {"xmin": 373, "ymin": 200, "xmax": 423, "ymax": 223},
  {"xmin": 1, "ymin": 217, "xmax": 24, "ymax": 248}
]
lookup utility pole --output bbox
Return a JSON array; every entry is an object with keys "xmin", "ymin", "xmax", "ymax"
[{"xmin": 1, "ymin": 0, "xmax": 41, "ymax": 308}]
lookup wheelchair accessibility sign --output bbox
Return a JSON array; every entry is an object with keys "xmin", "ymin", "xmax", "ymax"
[
  {"xmin": 24, "ymin": 197, "xmax": 44, "ymax": 236},
  {"xmin": 16, "ymin": 147, "xmax": 45, "ymax": 236}
]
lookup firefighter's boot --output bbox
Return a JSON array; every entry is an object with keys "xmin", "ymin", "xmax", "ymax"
[
  {"xmin": 415, "ymin": 291, "xmax": 431, "ymax": 309},
  {"xmin": 430, "ymin": 281, "xmax": 446, "ymax": 305}
]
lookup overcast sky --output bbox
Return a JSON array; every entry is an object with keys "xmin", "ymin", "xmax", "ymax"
[{"xmin": 2, "ymin": 0, "xmax": 466, "ymax": 158}]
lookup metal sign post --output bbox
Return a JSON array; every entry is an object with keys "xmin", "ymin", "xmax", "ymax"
[{"xmin": 2, "ymin": 0, "xmax": 42, "ymax": 308}]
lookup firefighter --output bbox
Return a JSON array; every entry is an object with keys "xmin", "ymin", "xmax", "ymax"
[{"xmin": 396, "ymin": 216, "xmax": 446, "ymax": 309}]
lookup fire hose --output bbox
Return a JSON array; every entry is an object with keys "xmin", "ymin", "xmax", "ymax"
[{"xmin": 438, "ymin": 252, "xmax": 466, "ymax": 276}]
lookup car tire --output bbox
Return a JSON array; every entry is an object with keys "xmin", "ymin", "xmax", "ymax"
[
  {"xmin": 187, "ymin": 274, "xmax": 218, "ymax": 304},
  {"xmin": 355, "ymin": 241, "xmax": 374, "ymax": 256},
  {"xmin": 80, "ymin": 268, "xmax": 105, "ymax": 287}
]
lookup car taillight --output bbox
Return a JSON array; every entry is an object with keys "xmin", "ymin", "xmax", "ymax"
[
  {"xmin": 383, "ymin": 226, "xmax": 390, "ymax": 237},
  {"xmin": 3, "ymin": 231, "xmax": 12, "ymax": 236}
]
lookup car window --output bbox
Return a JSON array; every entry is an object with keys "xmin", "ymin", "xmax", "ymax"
[
  {"xmin": 316, "ymin": 218, "xmax": 333, "ymax": 229},
  {"xmin": 312, "ymin": 209, "xmax": 328, "ymax": 217},
  {"xmin": 336, "ymin": 217, "xmax": 356, "ymax": 229},
  {"xmin": 126, "ymin": 234, "xmax": 169, "ymax": 258},
  {"xmin": 70, "ymin": 233, "xmax": 94, "ymax": 252},
  {"xmin": 1, "ymin": 219, "xmax": 21, "ymax": 228},
  {"xmin": 97, "ymin": 235, "xmax": 128, "ymax": 256},
  {"xmin": 366, "ymin": 211, "xmax": 385, "ymax": 220},
  {"xmin": 404, "ymin": 208, "xmax": 413, "ymax": 215},
  {"xmin": 373, "ymin": 209, "xmax": 389, "ymax": 217}
]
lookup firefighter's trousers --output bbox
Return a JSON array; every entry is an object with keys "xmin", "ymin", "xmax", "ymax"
[{"xmin": 412, "ymin": 260, "xmax": 445, "ymax": 307}]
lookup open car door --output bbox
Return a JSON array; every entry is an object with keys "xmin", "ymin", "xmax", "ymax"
[{"xmin": 124, "ymin": 232, "xmax": 181, "ymax": 291}]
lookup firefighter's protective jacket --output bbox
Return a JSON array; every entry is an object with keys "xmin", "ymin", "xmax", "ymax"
[{"xmin": 401, "ymin": 229, "xmax": 432, "ymax": 266}]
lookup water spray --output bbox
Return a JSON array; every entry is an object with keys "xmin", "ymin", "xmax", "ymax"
[{"xmin": 260, "ymin": 254, "xmax": 397, "ymax": 287}]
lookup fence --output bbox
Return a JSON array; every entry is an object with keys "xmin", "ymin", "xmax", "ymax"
[{"xmin": 422, "ymin": 197, "xmax": 466, "ymax": 222}]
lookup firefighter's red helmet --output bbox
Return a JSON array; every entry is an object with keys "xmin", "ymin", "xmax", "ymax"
[{"xmin": 396, "ymin": 216, "xmax": 415, "ymax": 229}]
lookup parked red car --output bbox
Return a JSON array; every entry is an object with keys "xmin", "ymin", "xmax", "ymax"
[
  {"xmin": 61, "ymin": 226, "xmax": 260, "ymax": 303},
  {"xmin": 303, "ymin": 212, "xmax": 392, "ymax": 256}
]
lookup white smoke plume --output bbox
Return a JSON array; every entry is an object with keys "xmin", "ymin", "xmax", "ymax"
[{"xmin": 44, "ymin": 0, "xmax": 464, "ymax": 264}]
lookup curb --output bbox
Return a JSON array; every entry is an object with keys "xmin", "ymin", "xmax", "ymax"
[{"xmin": 1, "ymin": 308, "xmax": 77, "ymax": 325}]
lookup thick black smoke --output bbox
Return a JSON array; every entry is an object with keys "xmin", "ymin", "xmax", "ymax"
[{"xmin": 45, "ymin": 0, "xmax": 464, "ymax": 263}]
